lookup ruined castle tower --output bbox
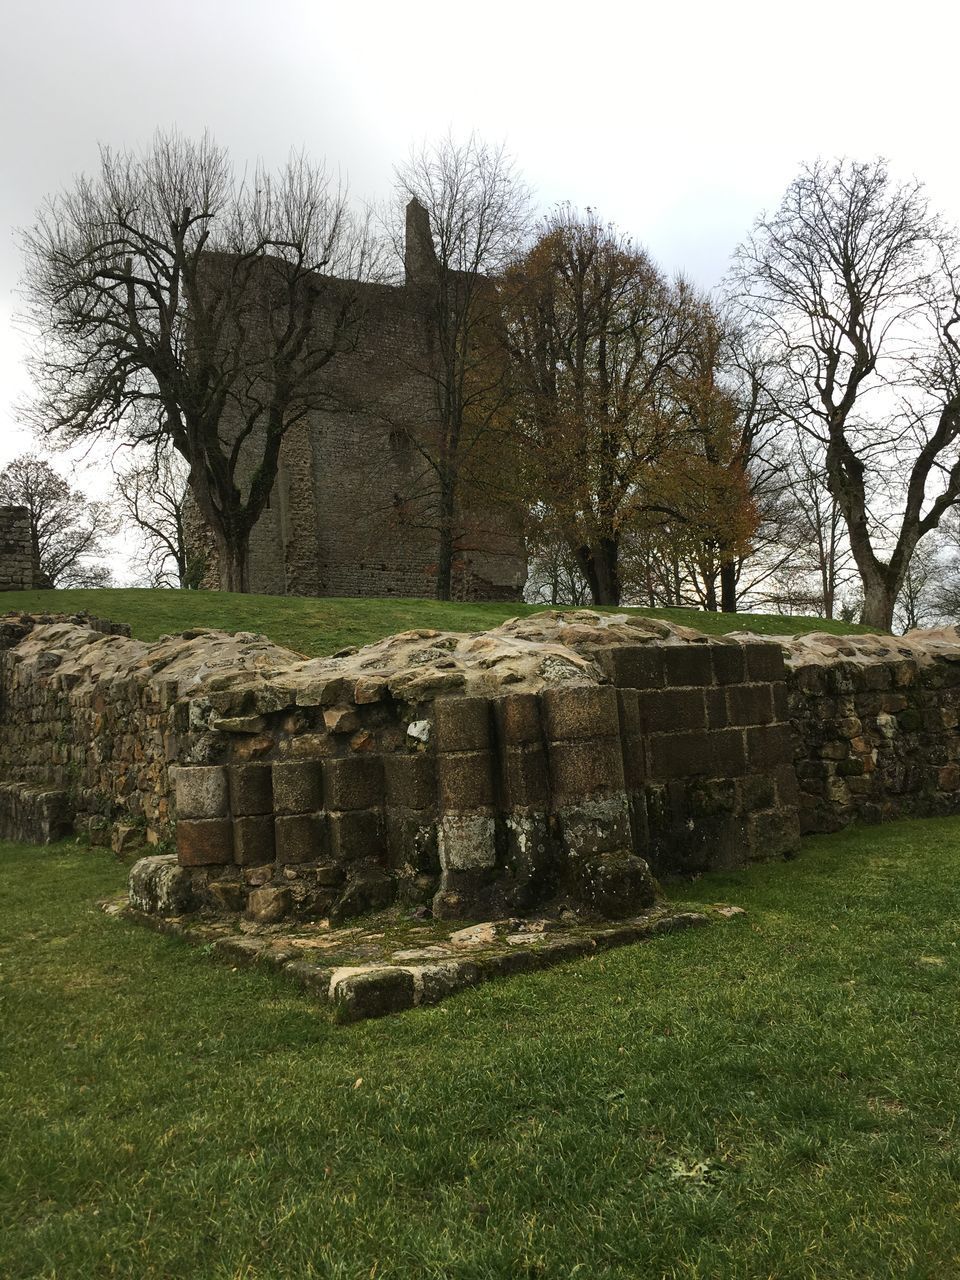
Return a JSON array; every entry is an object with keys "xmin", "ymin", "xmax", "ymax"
[
  {"xmin": 0, "ymin": 507, "xmax": 39, "ymax": 591},
  {"xmin": 223, "ymin": 200, "xmax": 526, "ymax": 601}
]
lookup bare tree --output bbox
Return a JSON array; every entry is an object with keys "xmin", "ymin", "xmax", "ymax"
[
  {"xmin": 115, "ymin": 444, "xmax": 202, "ymax": 588},
  {"xmin": 524, "ymin": 527, "xmax": 591, "ymax": 605},
  {"xmin": 0, "ymin": 453, "xmax": 113, "ymax": 587},
  {"xmin": 391, "ymin": 135, "xmax": 531, "ymax": 599},
  {"xmin": 19, "ymin": 131, "xmax": 379, "ymax": 591},
  {"xmin": 732, "ymin": 158, "xmax": 960, "ymax": 630}
]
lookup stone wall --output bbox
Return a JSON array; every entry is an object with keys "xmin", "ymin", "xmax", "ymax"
[
  {"xmin": 789, "ymin": 652, "xmax": 960, "ymax": 833},
  {"xmin": 0, "ymin": 507, "xmax": 36, "ymax": 591},
  {"xmin": 198, "ymin": 203, "xmax": 527, "ymax": 602},
  {"xmin": 7, "ymin": 609, "xmax": 960, "ymax": 927}
]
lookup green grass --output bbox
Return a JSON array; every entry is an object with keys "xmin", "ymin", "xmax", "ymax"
[
  {"xmin": 1, "ymin": 587, "xmax": 875, "ymax": 658},
  {"xmin": 3, "ymin": 820, "xmax": 960, "ymax": 1278}
]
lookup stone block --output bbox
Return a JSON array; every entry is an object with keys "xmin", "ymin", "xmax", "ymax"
[
  {"xmin": 437, "ymin": 751, "xmax": 495, "ymax": 810},
  {"xmin": 327, "ymin": 809, "xmax": 384, "ymax": 861},
  {"xmin": 746, "ymin": 808, "xmax": 801, "ymax": 860},
  {"xmin": 272, "ymin": 761, "xmax": 323, "ymax": 815},
  {"xmin": 502, "ymin": 813, "xmax": 554, "ymax": 881},
  {"xmin": 493, "ymin": 693, "xmax": 543, "ymax": 744},
  {"xmin": 746, "ymin": 724, "xmax": 794, "ymax": 769},
  {"xmin": 775, "ymin": 763, "xmax": 801, "ymax": 807},
  {"xmin": 274, "ymin": 813, "xmax": 326, "ymax": 864},
  {"xmin": 738, "ymin": 773, "xmax": 777, "ymax": 810},
  {"xmin": 547, "ymin": 737, "xmax": 625, "ymax": 799},
  {"xmin": 233, "ymin": 815, "xmax": 276, "ymax": 866},
  {"xmin": 705, "ymin": 688, "xmax": 728, "ymax": 729},
  {"xmin": 128, "ymin": 854, "xmax": 197, "ymax": 915},
  {"xmin": 569, "ymin": 850, "xmax": 659, "ymax": 918},
  {"xmin": 324, "ymin": 706, "xmax": 360, "ymax": 734},
  {"xmin": 323, "ymin": 756, "xmax": 383, "ymax": 811},
  {"xmin": 385, "ymin": 812, "xmax": 438, "ymax": 873},
  {"xmin": 711, "ymin": 729, "xmax": 748, "ymax": 775},
  {"xmin": 540, "ymin": 685, "xmax": 620, "ymax": 741},
  {"xmin": 228, "ymin": 764, "xmax": 273, "ymax": 816},
  {"xmin": 438, "ymin": 813, "xmax": 496, "ymax": 871},
  {"xmin": 745, "ymin": 644, "xmax": 786, "ymax": 682},
  {"xmin": 246, "ymin": 886, "xmax": 293, "ymax": 924},
  {"xmin": 559, "ymin": 794, "xmax": 633, "ymax": 856},
  {"xmin": 621, "ymin": 738, "xmax": 646, "ymax": 791},
  {"xmin": 616, "ymin": 689, "xmax": 641, "ymax": 738},
  {"xmin": 661, "ymin": 646, "xmax": 715, "ymax": 687},
  {"xmin": 727, "ymin": 684, "xmax": 775, "ymax": 726},
  {"xmin": 433, "ymin": 696, "xmax": 492, "ymax": 752},
  {"xmin": 711, "ymin": 645, "xmax": 747, "ymax": 685},
  {"xmin": 330, "ymin": 867, "xmax": 395, "ymax": 922},
  {"xmin": 176, "ymin": 818, "xmax": 234, "ymax": 866},
  {"xmin": 772, "ymin": 682, "xmax": 790, "ymax": 720},
  {"xmin": 383, "ymin": 752, "xmax": 435, "ymax": 811},
  {"xmin": 597, "ymin": 645, "xmax": 665, "ymax": 689},
  {"xmin": 500, "ymin": 745, "xmax": 550, "ymax": 809},
  {"xmin": 331, "ymin": 968, "xmax": 417, "ymax": 1024},
  {"xmin": 173, "ymin": 765, "xmax": 229, "ymax": 819},
  {"xmin": 648, "ymin": 731, "xmax": 715, "ymax": 779},
  {"xmin": 636, "ymin": 688, "xmax": 706, "ymax": 734}
]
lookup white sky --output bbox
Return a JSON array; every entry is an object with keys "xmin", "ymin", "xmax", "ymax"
[{"xmin": 2, "ymin": 0, "xmax": 959, "ymax": 573}]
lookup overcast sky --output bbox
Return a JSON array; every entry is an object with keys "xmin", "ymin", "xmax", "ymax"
[{"xmin": 2, "ymin": 0, "xmax": 959, "ymax": 569}]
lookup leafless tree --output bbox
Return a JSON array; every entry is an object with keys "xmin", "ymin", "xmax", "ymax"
[
  {"xmin": 19, "ymin": 131, "xmax": 379, "ymax": 591},
  {"xmin": 524, "ymin": 528, "xmax": 591, "ymax": 605},
  {"xmin": 390, "ymin": 134, "xmax": 531, "ymax": 599},
  {"xmin": 0, "ymin": 453, "xmax": 113, "ymax": 587},
  {"xmin": 732, "ymin": 158, "xmax": 960, "ymax": 630},
  {"xmin": 114, "ymin": 444, "xmax": 202, "ymax": 588}
]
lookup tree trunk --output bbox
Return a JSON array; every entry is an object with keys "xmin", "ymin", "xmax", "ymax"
[
  {"xmin": 435, "ymin": 480, "xmax": 456, "ymax": 601},
  {"xmin": 860, "ymin": 576, "xmax": 898, "ymax": 631},
  {"xmin": 215, "ymin": 529, "xmax": 249, "ymax": 594},
  {"xmin": 578, "ymin": 537, "xmax": 621, "ymax": 606},
  {"xmin": 720, "ymin": 559, "xmax": 738, "ymax": 613}
]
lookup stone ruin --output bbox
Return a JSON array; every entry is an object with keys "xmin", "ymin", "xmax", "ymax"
[
  {"xmin": 0, "ymin": 609, "xmax": 803, "ymax": 922},
  {"xmin": 0, "ymin": 506, "xmax": 39, "ymax": 591},
  {"xmin": 7, "ymin": 606, "xmax": 960, "ymax": 1017},
  {"xmin": 4, "ymin": 606, "xmax": 960, "ymax": 925}
]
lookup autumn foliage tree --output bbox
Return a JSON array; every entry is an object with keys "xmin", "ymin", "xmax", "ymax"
[{"xmin": 502, "ymin": 211, "xmax": 758, "ymax": 606}]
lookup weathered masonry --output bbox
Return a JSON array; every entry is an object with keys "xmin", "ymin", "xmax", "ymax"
[
  {"xmin": 0, "ymin": 507, "xmax": 38, "ymax": 591},
  {"xmin": 198, "ymin": 200, "xmax": 526, "ymax": 602},
  {"xmin": 7, "ymin": 611, "xmax": 960, "ymax": 929}
]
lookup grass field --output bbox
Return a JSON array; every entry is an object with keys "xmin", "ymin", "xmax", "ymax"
[
  {"xmin": 3, "ymin": 819, "xmax": 960, "ymax": 1278},
  {"xmin": 0, "ymin": 587, "xmax": 874, "ymax": 657}
]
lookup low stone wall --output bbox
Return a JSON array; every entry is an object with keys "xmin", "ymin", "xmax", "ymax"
[
  {"xmin": 5, "ymin": 608, "xmax": 960, "ymax": 927},
  {"xmin": 789, "ymin": 653, "xmax": 960, "ymax": 832}
]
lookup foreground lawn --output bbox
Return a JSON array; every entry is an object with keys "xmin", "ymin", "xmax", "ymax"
[
  {"xmin": 2, "ymin": 820, "xmax": 960, "ymax": 1278},
  {"xmin": 0, "ymin": 587, "xmax": 873, "ymax": 657}
]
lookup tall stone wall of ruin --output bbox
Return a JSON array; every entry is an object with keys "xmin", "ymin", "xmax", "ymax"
[
  {"xmin": 201, "ymin": 206, "xmax": 527, "ymax": 603},
  {"xmin": 0, "ymin": 507, "xmax": 36, "ymax": 591}
]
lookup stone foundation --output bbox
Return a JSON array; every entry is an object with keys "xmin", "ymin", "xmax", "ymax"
[{"xmin": 5, "ymin": 609, "xmax": 960, "ymax": 927}]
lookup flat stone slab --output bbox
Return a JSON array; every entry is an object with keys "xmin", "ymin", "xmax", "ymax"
[{"xmin": 101, "ymin": 900, "xmax": 740, "ymax": 1023}]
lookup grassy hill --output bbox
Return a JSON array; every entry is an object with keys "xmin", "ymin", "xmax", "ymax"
[{"xmin": 0, "ymin": 587, "xmax": 875, "ymax": 657}]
